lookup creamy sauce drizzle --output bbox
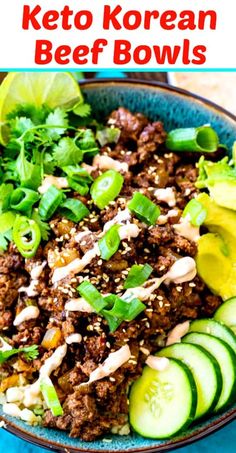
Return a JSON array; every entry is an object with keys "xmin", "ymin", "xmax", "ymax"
[
  {"xmin": 146, "ymin": 356, "xmax": 170, "ymax": 371},
  {"xmin": 93, "ymin": 155, "xmax": 128, "ymax": 173},
  {"xmin": 173, "ymin": 215, "xmax": 200, "ymax": 242},
  {"xmin": 154, "ymin": 187, "xmax": 176, "ymax": 207},
  {"xmin": 65, "ymin": 298, "xmax": 95, "ymax": 313},
  {"xmin": 18, "ymin": 262, "xmax": 46, "ymax": 297},
  {"xmin": 13, "ymin": 306, "xmax": 40, "ymax": 327}
]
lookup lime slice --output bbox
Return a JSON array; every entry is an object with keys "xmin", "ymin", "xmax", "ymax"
[{"xmin": 0, "ymin": 72, "xmax": 83, "ymax": 145}]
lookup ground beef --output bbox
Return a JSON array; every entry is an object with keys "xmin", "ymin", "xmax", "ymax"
[{"xmin": 0, "ymin": 107, "xmax": 223, "ymax": 441}]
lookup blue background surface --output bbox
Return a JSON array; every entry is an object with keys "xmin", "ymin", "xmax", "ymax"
[{"xmin": 0, "ymin": 422, "xmax": 235, "ymax": 453}]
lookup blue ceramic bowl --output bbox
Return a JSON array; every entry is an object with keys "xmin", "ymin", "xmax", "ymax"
[{"xmin": 1, "ymin": 79, "xmax": 236, "ymax": 453}]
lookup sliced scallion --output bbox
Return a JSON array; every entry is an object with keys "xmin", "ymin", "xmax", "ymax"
[
  {"xmin": 13, "ymin": 216, "xmax": 41, "ymax": 258},
  {"xmin": 102, "ymin": 295, "xmax": 145, "ymax": 332},
  {"xmin": 183, "ymin": 198, "xmax": 207, "ymax": 226},
  {"xmin": 125, "ymin": 297, "xmax": 146, "ymax": 321},
  {"xmin": 38, "ymin": 185, "xmax": 64, "ymax": 220},
  {"xmin": 10, "ymin": 188, "xmax": 39, "ymax": 213},
  {"xmin": 124, "ymin": 264, "xmax": 153, "ymax": 289},
  {"xmin": 128, "ymin": 192, "xmax": 160, "ymax": 225},
  {"xmin": 90, "ymin": 170, "xmax": 124, "ymax": 209},
  {"xmin": 98, "ymin": 225, "xmax": 120, "ymax": 260},
  {"xmin": 77, "ymin": 281, "xmax": 107, "ymax": 312},
  {"xmin": 166, "ymin": 126, "xmax": 219, "ymax": 153},
  {"xmin": 40, "ymin": 376, "xmax": 63, "ymax": 417},
  {"xmin": 59, "ymin": 198, "xmax": 89, "ymax": 223}
]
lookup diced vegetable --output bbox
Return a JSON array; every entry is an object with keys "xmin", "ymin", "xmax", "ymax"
[
  {"xmin": 41, "ymin": 328, "xmax": 62, "ymax": 350},
  {"xmin": 166, "ymin": 126, "xmax": 219, "ymax": 153},
  {"xmin": 13, "ymin": 216, "xmax": 41, "ymax": 258},
  {"xmin": 128, "ymin": 192, "xmax": 160, "ymax": 225},
  {"xmin": 124, "ymin": 264, "xmax": 153, "ymax": 289},
  {"xmin": 0, "ymin": 375, "xmax": 19, "ymax": 393},
  {"xmin": 98, "ymin": 225, "xmax": 121, "ymax": 260},
  {"xmin": 90, "ymin": 170, "xmax": 124, "ymax": 209}
]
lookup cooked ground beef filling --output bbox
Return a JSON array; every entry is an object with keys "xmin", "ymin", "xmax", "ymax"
[{"xmin": 0, "ymin": 108, "xmax": 222, "ymax": 440}]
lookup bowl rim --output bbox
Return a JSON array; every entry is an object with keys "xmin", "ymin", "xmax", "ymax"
[
  {"xmin": 1, "ymin": 77, "xmax": 236, "ymax": 453},
  {"xmin": 79, "ymin": 77, "xmax": 236, "ymax": 123}
]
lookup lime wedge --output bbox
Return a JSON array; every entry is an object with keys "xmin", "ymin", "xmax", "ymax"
[{"xmin": 0, "ymin": 72, "xmax": 83, "ymax": 145}]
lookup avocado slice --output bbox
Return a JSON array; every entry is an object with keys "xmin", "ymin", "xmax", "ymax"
[{"xmin": 196, "ymin": 193, "xmax": 236, "ymax": 300}]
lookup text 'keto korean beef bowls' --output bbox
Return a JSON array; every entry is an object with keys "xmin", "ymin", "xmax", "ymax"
[{"xmin": 0, "ymin": 74, "xmax": 236, "ymax": 452}]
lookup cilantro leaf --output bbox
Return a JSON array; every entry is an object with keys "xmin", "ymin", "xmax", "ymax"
[
  {"xmin": 53, "ymin": 137, "xmax": 82, "ymax": 167},
  {"xmin": 73, "ymin": 103, "xmax": 91, "ymax": 118},
  {"xmin": 7, "ymin": 103, "xmax": 51, "ymax": 125},
  {"xmin": 8, "ymin": 117, "xmax": 35, "ymax": 140},
  {"xmin": 0, "ymin": 183, "xmax": 14, "ymax": 213},
  {"xmin": 45, "ymin": 108, "xmax": 68, "ymax": 140},
  {"xmin": 32, "ymin": 210, "xmax": 51, "ymax": 241},
  {"xmin": 76, "ymin": 129, "xmax": 99, "ymax": 158},
  {"xmin": 0, "ymin": 344, "xmax": 39, "ymax": 364}
]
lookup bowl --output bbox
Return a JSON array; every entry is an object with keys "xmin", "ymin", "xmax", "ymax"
[{"xmin": 1, "ymin": 78, "xmax": 236, "ymax": 453}]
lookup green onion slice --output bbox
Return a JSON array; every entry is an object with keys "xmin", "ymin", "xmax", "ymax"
[
  {"xmin": 102, "ymin": 295, "xmax": 145, "ymax": 332},
  {"xmin": 128, "ymin": 192, "xmax": 160, "ymax": 225},
  {"xmin": 124, "ymin": 264, "xmax": 153, "ymax": 289},
  {"xmin": 77, "ymin": 281, "xmax": 107, "ymax": 312},
  {"xmin": 67, "ymin": 178, "xmax": 89, "ymax": 196},
  {"xmin": 13, "ymin": 216, "xmax": 41, "ymax": 258},
  {"xmin": 40, "ymin": 376, "xmax": 63, "ymax": 417},
  {"xmin": 59, "ymin": 198, "xmax": 90, "ymax": 223},
  {"xmin": 90, "ymin": 170, "xmax": 124, "ymax": 209},
  {"xmin": 38, "ymin": 185, "xmax": 64, "ymax": 221},
  {"xmin": 166, "ymin": 126, "xmax": 219, "ymax": 153},
  {"xmin": 183, "ymin": 198, "xmax": 207, "ymax": 226},
  {"xmin": 10, "ymin": 188, "xmax": 39, "ymax": 213},
  {"xmin": 98, "ymin": 225, "xmax": 120, "ymax": 260}
]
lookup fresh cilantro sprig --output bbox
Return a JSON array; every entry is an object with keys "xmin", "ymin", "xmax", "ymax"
[{"xmin": 0, "ymin": 344, "xmax": 39, "ymax": 364}]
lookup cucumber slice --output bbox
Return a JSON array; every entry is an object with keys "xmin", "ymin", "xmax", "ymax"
[
  {"xmin": 189, "ymin": 319, "xmax": 236, "ymax": 354},
  {"xmin": 214, "ymin": 297, "xmax": 236, "ymax": 334},
  {"xmin": 157, "ymin": 343, "xmax": 222, "ymax": 419},
  {"xmin": 129, "ymin": 358, "xmax": 197, "ymax": 439},
  {"xmin": 183, "ymin": 332, "xmax": 236, "ymax": 412}
]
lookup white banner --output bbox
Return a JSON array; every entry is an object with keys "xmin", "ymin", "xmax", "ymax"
[{"xmin": 0, "ymin": 0, "xmax": 234, "ymax": 69}]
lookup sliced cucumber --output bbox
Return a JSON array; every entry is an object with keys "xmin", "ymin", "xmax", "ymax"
[
  {"xmin": 183, "ymin": 332, "xmax": 236, "ymax": 412},
  {"xmin": 214, "ymin": 297, "xmax": 236, "ymax": 334},
  {"xmin": 157, "ymin": 343, "xmax": 222, "ymax": 419},
  {"xmin": 189, "ymin": 319, "xmax": 236, "ymax": 354},
  {"xmin": 129, "ymin": 358, "xmax": 197, "ymax": 438}
]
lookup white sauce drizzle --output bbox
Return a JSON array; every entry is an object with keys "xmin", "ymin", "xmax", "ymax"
[
  {"xmin": 22, "ymin": 344, "xmax": 67, "ymax": 408},
  {"xmin": 93, "ymin": 155, "xmax": 128, "ymax": 173},
  {"xmin": 154, "ymin": 187, "xmax": 176, "ymax": 207},
  {"xmin": 146, "ymin": 356, "xmax": 170, "ymax": 371},
  {"xmin": 124, "ymin": 257, "xmax": 197, "ymax": 301},
  {"xmin": 158, "ymin": 209, "xmax": 179, "ymax": 225},
  {"xmin": 38, "ymin": 176, "xmax": 68, "ymax": 194},
  {"xmin": 103, "ymin": 208, "xmax": 131, "ymax": 232},
  {"xmin": 173, "ymin": 215, "xmax": 200, "ymax": 242},
  {"xmin": 66, "ymin": 333, "xmax": 82, "ymax": 344},
  {"xmin": 18, "ymin": 262, "xmax": 46, "ymax": 297},
  {"xmin": 13, "ymin": 306, "xmax": 40, "ymax": 327},
  {"xmin": 166, "ymin": 321, "xmax": 190, "ymax": 346},
  {"xmin": 80, "ymin": 345, "xmax": 131, "ymax": 386},
  {"xmin": 0, "ymin": 337, "xmax": 12, "ymax": 352},
  {"xmin": 65, "ymin": 298, "xmax": 95, "ymax": 313},
  {"xmin": 52, "ymin": 213, "xmax": 140, "ymax": 283}
]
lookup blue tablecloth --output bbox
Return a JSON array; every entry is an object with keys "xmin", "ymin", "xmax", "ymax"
[{"xmin": 0, "ymin": 421, "xmax": 235, "ymax": 453}]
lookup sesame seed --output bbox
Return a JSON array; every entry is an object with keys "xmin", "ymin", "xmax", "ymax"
[
  {"xmin": 176, "ymin": 286, "xmax": 182, "ymax": 292},
  {"xmin": 159, "ymin": 301, "xmax": 164, "ymax": 308},
  {"xmin": 128, "ymin": 360, "xmax": 137, "ymax": 365},
  {"xmin": 109, "ymin": 377, "xmax": 116, "ymax": 382},
  {"xmin": 144, "ymin": 248, "xmax": 150, "ymax": 253},
  {"xmin": 106, "ymin": 342, "xmax": 111, "ymax": 348},
  {"xmin": 140, "ymin": 347, "xmax": 150, "ymax": 355},
  {"xmin": 98, "ymin": 259, "xmax": 103, "ymax": 266},
  {"xmin": 157, "ymin": 295, "xmax": 164, "ymax": 301},
  {"xmin": 159, "ymin": 265, "xmax": 165, "ymax": 271},
  {"xmin": 139, "ymin": 340, "xmax": 144, "ymax": 346},
  {"xmin": 189, "ymin": 282, "xmax": 196, "ymax": 287},
  {"xmin": 145, "ymin": 322, "xmax": 150, "ymax": 328}
]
